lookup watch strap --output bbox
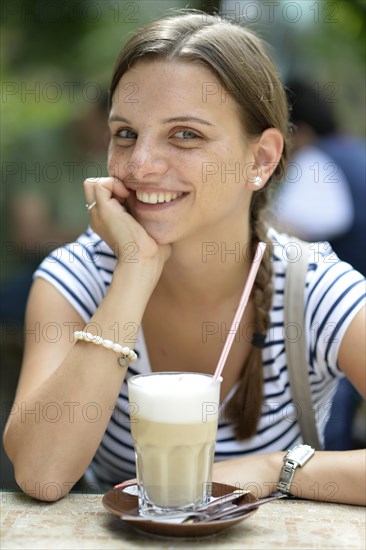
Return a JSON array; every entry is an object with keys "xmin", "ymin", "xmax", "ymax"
[
  {"xmin": 277, "ymin": 444, "xmax": 315, "ymax": 495},
  {"xmin": 277, "ymin": 459, "xmax": 298, "ymax": 494}
]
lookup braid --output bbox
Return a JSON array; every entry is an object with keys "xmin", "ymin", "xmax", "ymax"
[{"xmin": 225, "ymin": 191, "xmax": 274, "ymax": 439}]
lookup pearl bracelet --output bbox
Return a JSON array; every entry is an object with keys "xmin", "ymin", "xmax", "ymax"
[{"xmin": 73, "ymin": 331, "xmax": 138, "ymax": 367}]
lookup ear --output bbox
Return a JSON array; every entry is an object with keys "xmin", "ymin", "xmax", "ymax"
[{"xmin": 247, "ymin": 128, "xmax": 284, "ymax": 190}]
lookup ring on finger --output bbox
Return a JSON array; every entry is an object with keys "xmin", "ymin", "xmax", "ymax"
[{"xmin": 85, "ymin": 200, "xmax": 97, "ymax": 212}]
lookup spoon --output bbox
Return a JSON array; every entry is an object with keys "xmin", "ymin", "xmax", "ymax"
[{"xmin": 182, "ymin": 492, "xmax": 288, "ymax": 523}]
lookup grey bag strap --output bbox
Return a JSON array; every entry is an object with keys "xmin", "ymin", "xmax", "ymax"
[{"xmin": 284, "ymin": 238, "xmax": 321, "ymax": 450}]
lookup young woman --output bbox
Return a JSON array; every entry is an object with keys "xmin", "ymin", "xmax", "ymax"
[{"xmin": 4, "ymin": 12, "xmax": 365, "ymax": 505}]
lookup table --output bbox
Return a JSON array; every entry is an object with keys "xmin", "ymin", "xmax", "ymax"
[{"xmin": 1, "ymin": 491, "xmax": 365, "ymax": 549}]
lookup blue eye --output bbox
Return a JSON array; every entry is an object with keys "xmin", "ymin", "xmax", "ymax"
[
  {"xmin": 174, "ymin": 130, "xmax": 198, "ymax": 139},
  {"xmin": 117, "ymin": 129, "xmax": 137, "ymax": 138}
]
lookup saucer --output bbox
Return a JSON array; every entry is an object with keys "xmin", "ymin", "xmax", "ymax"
[{"xmin": 102, "ymin": 481, "xmax": 258, "ymax": 537}]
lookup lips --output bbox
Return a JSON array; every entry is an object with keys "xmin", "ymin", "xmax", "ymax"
[{"xmin": 136, "ymin": 190, "xmax": 184, "ymax": 204}]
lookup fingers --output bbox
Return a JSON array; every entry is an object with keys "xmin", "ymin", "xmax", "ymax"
[
  {"xmin": 84, "ymin": 177, "xmax": 97, "ymax": 206},
  {"xmin": 84, "ymin": 176, "xmax": 130, "ymax": 199},
  {"xmin": 84, "ymin": 177, "xmax": 131, "ymax": 213}
]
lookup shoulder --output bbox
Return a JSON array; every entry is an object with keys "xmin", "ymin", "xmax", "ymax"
[
  {"xmin": 268, "ymin": 227, "xmax": 364, "ymax": 284},
  {"xmin": 35, "ymin": 227, "xmax": 116, "ymax": 273},
  {"xmin": 269, "ymin": 228, "xmax": 365, "ymax": 370},
  {"xmin": 33, "ymin": 228, "xmax": 117, "ymax": 322},
  {"xmin": 269, "ymin": 228, "xmax": 365, "ymax": 325}
]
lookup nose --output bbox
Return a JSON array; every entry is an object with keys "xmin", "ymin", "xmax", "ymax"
[{"xmin": 127, "ymin": 135, "xmax": 169, "ymax": 182}]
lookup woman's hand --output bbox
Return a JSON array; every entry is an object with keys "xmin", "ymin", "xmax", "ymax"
[
  {"xmin": 213, "ymin": 449, "xmax": 366, "ymax": 505},
  {"xmin": 84, "ymin": 176, "xmax": 171, "ymax": 270}
]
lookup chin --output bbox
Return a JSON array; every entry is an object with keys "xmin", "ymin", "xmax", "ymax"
[{"xmin": 141, "ymin": 222, "xmax": 176, "ymax": 246}]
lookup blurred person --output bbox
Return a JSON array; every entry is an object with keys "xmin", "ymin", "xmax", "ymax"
[
  {"xmin": 273, "ymin": 80, "xmax": 366, "ymax": 451},
  {"xmin": 273, "ymin": 81, "xmax": 354, "ymax": 242},
  {"xmin": 1, "ymin": 94, "xmax": 109, "ymax": 327},
  {"xmin": 3, "ymin": 12, "xmax": 365, "ymax": 505},
  {"xmin": 276, "ymin": 81, "xmax": 365, "ymax": 275},
  {"xmin": 321, "ymin": 133, "xmax": 366, "ymax": 277},
  {"xmin": 0, "ymin": 192, "xmax": 71, "ymax": 324}
]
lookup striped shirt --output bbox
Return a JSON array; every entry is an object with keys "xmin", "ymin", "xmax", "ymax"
[{"xmin": 34, "ymin": 227, "xmax": 365, "ymax": 488}]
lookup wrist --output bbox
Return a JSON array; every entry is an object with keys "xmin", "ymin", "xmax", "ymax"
[
  {"xmin": 113, "ymin": 256, "xmax": 162, "ymax": 287},
  {"xmin": 276, "ymin": 445, "xmax": 315, "ymax": 495}
]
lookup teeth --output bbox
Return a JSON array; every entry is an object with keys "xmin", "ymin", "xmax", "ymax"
[{"xmin": 136, "ymin": 191, "xmax": 183, "ymax": 204}]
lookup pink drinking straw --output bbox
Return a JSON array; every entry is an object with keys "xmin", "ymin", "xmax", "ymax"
[{"xmin": 213, "ymin": 242, "xmax": 267, "ymax": 381}]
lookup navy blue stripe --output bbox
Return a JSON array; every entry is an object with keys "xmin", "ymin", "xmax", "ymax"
[
  {"xmin": 264, "ymin": 365, "xmax": 287, "ymax": 383},
  {"xmin": 215, "ymin": 420, "xmax": 299, "ymax": 455},
  {"xmin": 92, "ymin": 453, "xmax": 131, "ymax": 478},
  {"xmin": 220, "ymin": 398, "xmax": 294, "ymax": 427},
  {"xmin": 99, "ymin": 440, "xmax": 136, "ymax": 465},
  {"xmin": 217, "ymin": 409, "xmax": 293, "ymax": 442},
  {"xmin": 37, "ymin": 267, "xmax": 93, "ymax": 319},
  {"xmin": 93, "ymin": 451, "xmax": 135, "ymax": 478},
  {"xmin": 312, "ymin": 280, "xmax": 364, "ymax": 363},
  {"xmin": 261, "ymin": 397, "xmax": 293, "ymax": 417},
  {"xmin": 117, "ymin": 393, "xmax": 130, "ymax": 406},
  {"xmin": 324, "ymin": 292, "xmax": 365, "ymax": 364},
  {"xmin": 105, "ymin": 425, "xmax": 135, "ymax": 450},
  {"xmin": 109, "ymin": 414, "xmax": 133, "ymax": 434},
  {"xmin": 264, "ymin": 339, "xmax": 284, "ymax": 348},
  {"xmin": 305, "ymin": 261, "xmax": 339, "ymax": 317},
  {"xmin": 264, "ymin": 382, "xmax": 290, "ymax": 399},
  {"xmin": 50, "ymin": 256, "xmax": 99, "ymax": 309},
  {"xmin": 309, "ymin": 375, "xmax": 327, "ymax": 388},
  {"xmin": 93, "ymin": 238, "xmax": 106, "ymax": 248},
  {"xmin": 310, "ymin": 268, "xmax": 353, "ymax": 326},
  {"xmin": 272, "ymin": 253, "xmax": 283, "ymax": 262},
  {"xmin": 65, "ymin": 245, "xmax": 105, "ymax": 297},
  {"xmin": 98, "ymin": 267, "xmax": 114, "ymax": 275},
  {"xmin": 126, "ymin": 364, "xmax": 143, "ymax": 377},
  {"xmin": 263, "ymin": 348, "xmax": 285, "ymax": 366},
  {"xmin": 79, "ymin": 242, "xmax": 94, "ymax": 263},
  {"xmin": 95, "ymin": 251, "xmax": 117, "ymax": 260}
]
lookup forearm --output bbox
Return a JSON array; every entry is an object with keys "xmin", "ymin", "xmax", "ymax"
[
  {"xmin": 6, "ymin": 344, "xmax": 124, "ymax": 499},
  {"xmin": 213, "ymin": 449, "xmax": 366, "ymax": 506},
  {"xmin": 4, "ymin": 262, "xmax": 157, "ymax": 499}
]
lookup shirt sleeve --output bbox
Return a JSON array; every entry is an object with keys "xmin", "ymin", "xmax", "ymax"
[
  {"xmin": 33, "ymin": 230, "xmax": 109, "ymax": 323},
  {"xmin": 304, "ymin": 242, "xmax": 366, "ymax": 379}
]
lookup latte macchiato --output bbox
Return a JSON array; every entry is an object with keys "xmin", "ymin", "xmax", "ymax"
[{"xmin": 128, "ymin": 372, "xmax": 221, "ymax": 516}]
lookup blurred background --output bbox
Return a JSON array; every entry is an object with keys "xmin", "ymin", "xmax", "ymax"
[{"xmin": 1, "ymin": 0, "xmax": 365, "ymax": 487}]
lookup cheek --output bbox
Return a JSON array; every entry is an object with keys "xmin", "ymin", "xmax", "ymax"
[{"xmin": 107, "ymin": 147, "xmax": 133, "ymax": 180}]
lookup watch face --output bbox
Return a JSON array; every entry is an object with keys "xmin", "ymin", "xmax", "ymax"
[{"xmin": 289, "ymin": 445, "xmax": 315, "ymax": 466}]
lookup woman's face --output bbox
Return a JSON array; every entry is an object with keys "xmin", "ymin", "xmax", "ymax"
[{"xmin": 108, "ymin": 59, "xmax": 257, "ymax": 245}]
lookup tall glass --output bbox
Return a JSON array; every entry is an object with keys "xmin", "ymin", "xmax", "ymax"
[{"xmin": 127, "ymin": 372, "xmax": 222, "ymax": 517}]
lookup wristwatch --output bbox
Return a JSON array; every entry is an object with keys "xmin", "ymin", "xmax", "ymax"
[{"xmin": 277, "ymin": 444, "xmax": 315, "ymax": 495}]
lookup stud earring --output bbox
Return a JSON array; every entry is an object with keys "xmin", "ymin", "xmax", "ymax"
[{"xmin": 251, "ymin": 176, "xmax": 262, "ymax": 187}]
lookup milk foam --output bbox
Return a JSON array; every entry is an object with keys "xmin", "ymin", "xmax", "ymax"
[{"xmin": 128, "ymin": 373, "xmax": 221, "ymax": 423}]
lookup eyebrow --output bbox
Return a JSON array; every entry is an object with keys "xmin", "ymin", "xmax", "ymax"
[
  {"xmin": 108, "ymin": 115, "xmax": 131, "ymax": 124},
  {"xmin": 108, "ymin": 115, "xmax": 214, "ymax": 127},
  {"xmin": 162, "ymin": 116, "xmax": 214, "ymax": 127}
]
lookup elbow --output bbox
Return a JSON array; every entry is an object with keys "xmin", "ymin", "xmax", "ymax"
[
  {"xmin": 6, "ymin": 449, "xmax": 73, "ymax": 502},
  {"xmin": 12, "ymin": 458, "xmax": 76, "ymax": 501},
  {"xmin": 12, "ymin": 468, "xmax": 74, "ymax": 502},
  {"xmin": 3, "ymin": 420, "xmax": 16, "ymax": 465},
  {"xmin": 3, "ymin": 422, "xmax": 77, "ymax": 502}
]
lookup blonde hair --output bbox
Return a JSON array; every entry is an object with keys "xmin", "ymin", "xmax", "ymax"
[{"xmin": 110, "ymin": 11, "xmax": 290, "ymax": 439}]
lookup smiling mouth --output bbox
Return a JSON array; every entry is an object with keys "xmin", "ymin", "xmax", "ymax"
[{"xmin": 136, "ymin": 191, "xmax": 185, "ymax": 205}]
